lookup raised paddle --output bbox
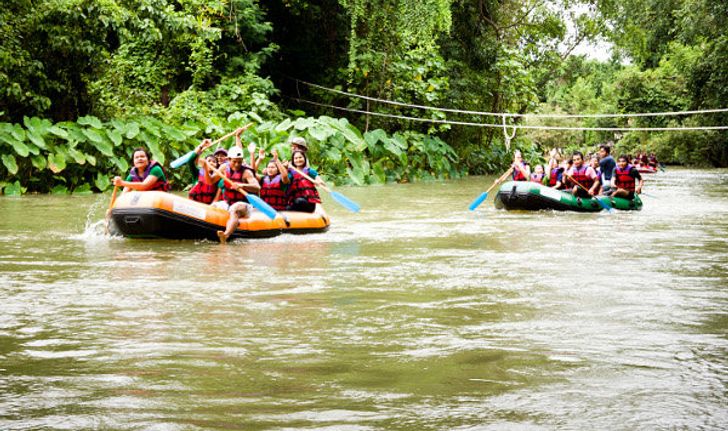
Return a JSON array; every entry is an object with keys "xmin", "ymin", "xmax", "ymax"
[
  {"xmin": 565, "ymin": 174, "xmax": 613, "ymax": 213},
  {"xmin": 289, "ymin": 166, "xmax": 360, "ymax": 213},
  {"xmin": 104, "ymin": 185, "xmax": 119, "ymax": 234},
  {"xmin": 468, "ymin": 168, "xmax": 513, "ymax": 211},
  {"xmin": 204, "ymin": 160, "xmax": 278, "ymax": 220},
  {"xmin": 170, "ymin": 124, "xmax": 253, "ymax": 169}
]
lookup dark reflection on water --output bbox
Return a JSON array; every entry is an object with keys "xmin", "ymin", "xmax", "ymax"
[{"xmin": 1, "ymin": 168, "xmax": 727, "ymax": 430}]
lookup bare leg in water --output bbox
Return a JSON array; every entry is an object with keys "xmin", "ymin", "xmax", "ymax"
[{"xmin": 217, "ymin": 202, "xmax": 250, "ymax": 243}]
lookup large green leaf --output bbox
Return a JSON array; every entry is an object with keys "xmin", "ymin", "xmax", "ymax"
[
  {"xmin": 0, "ymin": 133, "xmax": 30, "ymax": 157},
  {"xmin": 94, "ymin": 172, "xmax": 110, "ymax": 191},
  {"xmin": 77, "ymin": 115, "xmax": 103, "ymax": 129},
  {"xmin": 10, "ymin": 124, "xmax": 26, "ymax": 141},
  {"xmin": 51, "ymin": 185, "xmax": 69, "ymax": 195},
  {"xmin": 47, "ymin": 152, "xmax": 67, "ymax": 173},
  {"xmin": 308, "ymin": 124, "xmax": 335, "ymax": 141},
  {"xmin": 140, "ymin": 117, "xmax": 161, "ymax": 137},
  {"xmin": 85, "ymin": 154, "xmax": 97, "ymax": 166},
  {"xmin": 293, "ymin": 117, "xmax": 314, "ymax": 130},
  {"xmin": 126, "ymin": 122, "xmax": 140, "ymax": 139},
  {"xmin": 48, "ymin": 125, "xmax": 68, "ymax": 139},
  {"xmin": 364, "ymin": 129, "xmax": 387, "ymax": 149},
  {"xmin": 67, "ymin": 147, "xmax": 86, "ymax": 164},
  {"xmin": 31, "ymin": 154, "xmax": 47, "ymax": 170},
  {"xmin": 338, "ymin": 123, "xmax": 367, "ymax": 151},
  {"xmin": 26, "ymin": 131, "xmax": 46, "ymax": 149},
  {"xmin": 3, "ymin": 181, "xmax": 23, "ymax": 196},
  {"xmin": 110, "ymin": 156, "xmax": 128, "ymax": 173},
  {"xmin": 23, "ymin": 116, "xmax": 51, "ymax": 135},
  {"xmin": 84, "ymin": 129, "xmax": 113, "ymax": 156},
  {"xmin": 274, "ymin": 118, "xmax": 293, "ymax": 132},
  {"xmin": 163, "ymin": 125, "xmax": 186, "ymax": 141},
  {"xmin": 346, "ymin": 166, "xmax": 366, "ymax": 186},
  {"xmin": 72, "ymin": 183, "xmax": 93, "ymax": 195},
  {"xmin": 2, "ymin": 154, "xmax": 18, "ymax": 174},
  {"xmin": 107, "ymin": 129, "xmax": 123, "ymax": 146}
]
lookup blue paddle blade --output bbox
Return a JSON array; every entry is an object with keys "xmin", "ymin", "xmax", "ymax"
[
  {"xmin": 468, "ymin": 192, "xmax": 488, "ymax": 211},
  {"xmin": 330, "ymin": 191, "xmax": 360, "ymax": 213},
  {"xmin": 170, "ymin": 150, "xmax": 196, "ymax": 169},
  {"xmin": 596, "ymin": 196, "xmax": 614, "ymax": 213},
  {"xmin": 246, "ymin": 194, "xmax": 278, "ymax": 220}
]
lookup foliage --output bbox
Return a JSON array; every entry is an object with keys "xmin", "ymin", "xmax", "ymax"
[{"xmin": 0, "ymin": 113, "xmax": 463, "ymax": 195}]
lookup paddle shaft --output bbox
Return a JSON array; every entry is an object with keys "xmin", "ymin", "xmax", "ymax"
[
  {"xmin": 488, "ymin": 168, "xmax": 514, "ymax": 193},
  {"xmin": 200, "ymin": 124, "xmax": 253, "ymax": 154},
  {"xmin": 104, "ymin": 185, "xmax": 119, "ymax": 234},
  {"xmin": 565, "ymin": 173, "xmax": 596, "ymax": 195},
  {"xmin": 205, "ymin": 160, "xmax": 256, "ymax": 196},
  {"xmin": 289, "ymin": 166, "xmax": 329, "ymax": 192}
]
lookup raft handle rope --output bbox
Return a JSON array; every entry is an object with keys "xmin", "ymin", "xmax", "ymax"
[
  {"xmin": 290, "ymin": 77, "xmax": 728, "ymax": 120},
  {"xmin": 502, "ymin": 115, "xmax": 517, "ymax": 150},
  {"xmin": 289, "ymin": 96, "xmax": 728, "ymax": 132}
]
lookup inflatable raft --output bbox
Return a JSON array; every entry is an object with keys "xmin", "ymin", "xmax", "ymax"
[
  {"xmin": 109, "ymin": 191, "xmax": 330, "ymax": 240},
  {"xmin": 636, "ymin": 166, "xmax": 658, "ymax": 174},
  {"xmin": 494, "ymin": 181, "xmax": 642, "ymax": 212}
]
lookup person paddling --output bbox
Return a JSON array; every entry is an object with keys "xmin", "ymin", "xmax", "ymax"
[
  {"xmin": 611, "ymin": 155, "xmax": 644, "ymax": 200},
  {"xmin": 510, "ymin": 150, "xmax": 531, "ymax": 181},
  {"xmin": 212, "ymin": 129, "xmax": 261, "ymax": 243},
  {"xmin": 286, "ymin": 150, "xmax": 324, "ymax": 213},
  {"xmin": 113, "ymin": 147, "xmax": 170, "ymax": 192},
  {"xmin": 565, "ymin": 151, "xmax": 598, "ymax": 198},
  {"xmin": 186, "ymin": 139, "xmax": 221, "ymax": 204},
  {"xmin": 258, "ymin": 149, "xmax": 290, "ymax": 211},
  {"xmin": 530, "ymin": 164, "xmax": 545, "ymax": 184}
]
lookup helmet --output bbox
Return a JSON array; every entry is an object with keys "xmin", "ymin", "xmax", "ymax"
[
  {"xmin": 288, "ymin": 136, "xmax": 308, "ymax": 149},
  {"xmin": 227, "ymin": 146, "xmax": 244, "ymax": 159}
]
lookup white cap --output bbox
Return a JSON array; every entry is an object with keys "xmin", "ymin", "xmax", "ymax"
[
  {"xmin": 228, "ymin": 147, "xmax": 244, "ymax": 159},
  {"xmin": 289, "ymin": 137, "xmax": 308, "ymax": 149}
]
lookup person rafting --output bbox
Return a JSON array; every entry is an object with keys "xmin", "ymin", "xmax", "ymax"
[
  {"xmin": 289, "ymin": 136, "xmax": 308, "ymax": 154},
  {"xmin": 598, "ymin": 145, "xmax": 616, "ymax": 195},
  {"xmin": 611, "ymin": 155, "xmax": 644, "ymax": 200},
  {"xmin": 589, "ymin": 155, "xmax": 603, "ymax": 195},
  {"xmin": 258, "ymin": 149, "xmax": 290, "ymax": 211},
  {"xmin": 186, "ymin": 139, "xmax": 221, "ymax": 204},
  {"xmin": 212, "ymin": 134, "xmax": 261, "ymax": 243},
  {"xmin": 530, "ymin": 164, "xmax": 545, "ymax": 184},
  {"xmin": 565, "ymin": 151, "xmax": 598, "ymax": 198},
  {"xmin": 511, "ymin": 150, "xmax": 531, "ymax": 181},
  {"xmin": 113, "ymin": 147, "xmax": 170, "ymax": 192},
  {"xmin": 286, "ymin": 150, "xmax": 324, "ymax": 213},
  {"xmin": 547, "ymin": 158, "xmax": 564, "ymax": 189}
]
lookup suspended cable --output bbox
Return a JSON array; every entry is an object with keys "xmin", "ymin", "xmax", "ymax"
[
  {"xmin": 290, "ymin": 97, "xmax": 728, "ymax": 131},
  {"xmin": 291, "ymin": 77, "xmax": 728, "ymax": 119}
]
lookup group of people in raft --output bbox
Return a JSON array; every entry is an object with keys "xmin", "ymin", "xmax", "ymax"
[
  {"xmin": 111, "ymin": 126, "xmax": 325, "ymax": 243},
  {"xmin": 504, "ymin": 145, "xmax": 646, "ymax": 201}
]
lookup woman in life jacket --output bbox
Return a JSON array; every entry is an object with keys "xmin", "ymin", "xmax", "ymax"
[
  {"xmin": 564, "ymin": 151, "xmax": 599, "ymax": 198},
  {"xmin": 212, "ymin": 141, "xmax": 261, "ymax": 243},
  {"xmin": 258, "ymin": 149, "xmax": 290, "ymax": 211},
  {"xmin": 113, "ymin": 147, "xmax": 170, "ymax": 192},
  {"xmin": 611, "ymin": 155, "xmax": 644, "ymax": 200},
  {"xmin": 186, "ymin": 139, "xmax": 221, "ymax": 204},
  {"xmin": 547, "ymin": 158, "xmax": 565, "ymax": 189},
  {"xmin": 589, "ymin": 155, "xmax": 603, "ymax": 195},
  {"xmin": 511, "ymin": 150, "xmax": 531, "ymax": 181},
  {"xmin": 286, "ymin": 150, "xmax": 324, "ymax": 213},
  {"xmin": 530, "ymin": 164, "xmax": 545, "ymax": 184}
]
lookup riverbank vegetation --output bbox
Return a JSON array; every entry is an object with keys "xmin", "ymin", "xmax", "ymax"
[{"xmin": 1, "ymin": 0, "xmax": 725, "ymax": 194}]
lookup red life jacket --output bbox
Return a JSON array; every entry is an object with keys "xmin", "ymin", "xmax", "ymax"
[
  {"xmin": 260, "ymin": 175, "xmax": 288, "ymax": 210},
  {"xmin": 549, "ymin": 167, "xmax": 563, "ymax": 187},
  {"xmin": 530, "ymin": 173, "xmax": 544, "ymax": 184},
  {"xmin": 188, "ymin": 168, "xmax": 218, "ymax": 204},
  {"xmin": 512, "ymin": 163, "xmax": 528, "ymax": 181},
  {"xmin": 614, "ymin": 165, "xmax": 636, "ymax": 192},
  {"xmin": 567, "ymin": 165, "xmax": 594, "ymax": 189},
  {"xmin": 128, "ymin": 160, "xmax": 170, "ymax": 192},
  {"xmin": 222, "ymin": 164, "xmax": 256, "ymax": 204},
  {"xmin": 287, "ymin": 167, "xmax": 321, "ymax": 204}
]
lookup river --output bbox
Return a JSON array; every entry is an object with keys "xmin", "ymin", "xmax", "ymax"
[{"xmin": 1, "ymin": 168, "xmax": 726, "ymax": 430}]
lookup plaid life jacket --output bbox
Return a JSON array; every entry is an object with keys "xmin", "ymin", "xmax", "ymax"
[
  {"xmin": 260, "ymin": 174, "xmax": 288, "ymax": 210},
  {"xmin": 188, "ymin": 168, "xmax": 218, "ymax": 204},
  {"xmin": 287, "ymin": 167, "xmax": 321, "ymax": 204}
]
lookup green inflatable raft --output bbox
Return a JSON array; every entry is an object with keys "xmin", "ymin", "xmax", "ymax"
[{"xmin": 494, "ymin": 181, "xmax": 642, "ymax": 212}]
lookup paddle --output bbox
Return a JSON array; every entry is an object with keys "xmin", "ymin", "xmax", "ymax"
[
  {"xmin": 205, "ymin": 160, "xmax": 278, "ymax": 220},
  {"xmin": 565, "ymin": 174, "xmax": 613, "ymax": 213},
  {"xmin": 170, "ymin": 124, "xmax": 252, "ymax": 169},
  {"xmin": 468, "ymin": 168, "xmax": 513, "ymax": 211},
  {"xmin": 290, "ymin": 166, "xmax": 360, "ymax": 213},
  {"xmin": 658, "ymin": 163, "xmax": 666, "ymax": 172},
  {"xmin": 104, "ymin": 185, "xmax": 119, "ymax": 234}
]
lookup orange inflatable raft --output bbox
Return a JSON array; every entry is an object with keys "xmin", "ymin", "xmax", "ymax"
[{"xmin": 109, "ymin": 191, "xmax": 330, "ymax": 240}]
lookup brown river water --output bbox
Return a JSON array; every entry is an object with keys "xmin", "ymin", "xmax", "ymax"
[{"xmin": 0, "ymin": 168, "xmax": 726, "ymax": 430}]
